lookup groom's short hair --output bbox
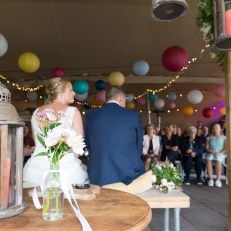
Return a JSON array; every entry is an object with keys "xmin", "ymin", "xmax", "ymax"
[{"xmin": 106, "ymin": 86, "xmax": 126, "ymax": 101}]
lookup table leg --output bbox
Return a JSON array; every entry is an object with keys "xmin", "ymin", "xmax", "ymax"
[
  {"xmin": 174, "ymin": 208, "xmax": 181, "ymax": 231},
  {"xmin": 163, "ymin": 208, "xmax": 170, "ymax": 231}
]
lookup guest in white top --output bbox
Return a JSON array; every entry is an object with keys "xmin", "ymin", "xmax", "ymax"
[{"xmin": 142, "ymin": 124, "xmax": 160, "ymax": 171}]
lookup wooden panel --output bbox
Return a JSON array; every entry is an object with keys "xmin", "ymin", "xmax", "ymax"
[
  {"xmin": 0, "ymin": 188, "xmax": 152, "ymax": 231},
  {"xmin": 136, "ymin": 188, "xmax": 190, "ymax": 209},
  {"xmin": 0, "ymin": 125, "xmax": 8, "ymax": 209}
]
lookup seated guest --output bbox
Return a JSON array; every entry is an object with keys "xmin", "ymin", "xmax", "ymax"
[
  {"xmin": 181, "ymin": 126, "xmax": 204, "ymax": 185},
  {"xmin": 196, "ymin": 128, "xmax": 204, "ymax": 142},
  {"xmin": 160, "ymin": 123, "xmax": 179, "ymax": 166},
  {"xmin": 203, "ymin": 123, "xmax": 226, "ymax": 187},
  {"xmin": 159, "ymin": 129, "xmax": 165, "ymax": 136},
  {"xmin": 142, "ymin": 124, "xmax": 160, "ymax": 171}
]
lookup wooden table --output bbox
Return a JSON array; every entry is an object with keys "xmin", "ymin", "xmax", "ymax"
[
  {"xmin": 0, "ymin": 188, "xmax": 152, "ymax": 231},
  {"xmin": 136, "ymin": 188, "xmax": 190, "ymax": 231}
]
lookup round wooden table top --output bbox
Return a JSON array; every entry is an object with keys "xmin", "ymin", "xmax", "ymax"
[{"xmin": 0, "ymin": 188, "xmax": 152, "ymax": 231}]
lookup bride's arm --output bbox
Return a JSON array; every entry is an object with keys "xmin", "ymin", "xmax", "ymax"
[{"xmin": 72, "ymin": 109, "xmax": 84, "ymax": 157}]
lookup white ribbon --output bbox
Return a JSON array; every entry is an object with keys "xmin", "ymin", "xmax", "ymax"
[{"xmin": 32, "ymin": 169, "xmax": 92, "ymax": 231}]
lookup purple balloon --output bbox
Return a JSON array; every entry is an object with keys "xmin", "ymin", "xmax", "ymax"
[
  {"xmin": 136, "ymin": 97, "xmax": 146, "ymax": 106},
  {"xmin": 52, "ymin": 67, "xmax": 65, "ymax": 78},
  {"xmin": 96, "ymin": 90, "xmax": 106, "ymax": 103},
  {"xmin": 13, "ymin": 92, "xmax": 23, "ymax": 101}
]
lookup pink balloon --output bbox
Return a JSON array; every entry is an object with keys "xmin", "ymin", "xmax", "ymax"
[
  {"xmin": 169, "ymin": 102, "xmax": 176, "ymax": 109},
  {"xmin": 213, "ymin": 85, "xmax": 225, "ymax": 97},
  {"xmin": 96, "ymin": 90, "xmax": 106, "ymax": 103},
  {"xmin": 13, "ymin": 92, "xmax": 23, "ymax": 101},
  {"xmin": 52, "ymin": 67, "xmax": 65, "ymax": 77},
  {"xmin": 136, "ymin": 97, "xmax": 146, "ymax": 106},
  {"xmin": 162, "ymin": 46, "xmax": 188, "ymax": 72},
  {"xmin": 202, "ymin": 108, "xmax": 213, "ymax": 118}
]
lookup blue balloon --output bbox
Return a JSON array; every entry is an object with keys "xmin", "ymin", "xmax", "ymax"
[
  {"xmin": 84, "ymin": 104, "xmax": 92, "ymax": 110},
  {"xmin": 133, "ymin": 60, "xmax": 149, "ymax": 76},
  {"xmin": 168, "ymin": 92, "xmax": 177, "ymax": 101},
  {"xmin": 126, "ymin": 93, "xmax": 133, "ymax": 103},
  {"xmin": 73, "ymin": 80, "xmax": 89, "ymax": 94},
  {"xmin": 148, "ymin": 93, "xmax": 158, "ymax": 102},
  {"xmin": 95, "ymin": 80, "xmax": 105, "ymax": 90}
]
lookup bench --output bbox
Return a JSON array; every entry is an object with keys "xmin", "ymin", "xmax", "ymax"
[{"xmin": 136, "ymin": 188, "xmax": 190, "ymax": 231}]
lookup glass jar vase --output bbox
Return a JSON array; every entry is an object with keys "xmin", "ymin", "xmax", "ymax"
[{"xmin": 42, "ymin": 164, "xmax": 64, "ymax": 221}]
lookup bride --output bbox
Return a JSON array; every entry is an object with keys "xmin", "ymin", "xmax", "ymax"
[{"xmin": 23, "ymin": 77, "xmax": 89, "ymax": 188}]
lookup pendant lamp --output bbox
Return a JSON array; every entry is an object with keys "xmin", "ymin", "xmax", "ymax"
[{"xmin": 149, "ymin": 0, "xmax": 189, "ymax": 22}]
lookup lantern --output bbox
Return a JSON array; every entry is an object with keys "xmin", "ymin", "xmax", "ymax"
[
  {"xmin": 150, "ymin": 0, "xmax": 189, "ymax": 22},
  {"xmin": 126, "ymin": 101, "xmax": 135, "ymax": 110},
  {"xmin": 73, "ymin": 80, "xmax": 89, "ymax": 95},
  {"xmin": 213, "ymin": 84, "xmax": 225, "ymax": 97},
  {"xmin": 154, "ymin": 98, "xmax": 165, "ymax": 109},
  {"xmin": 220, "ymin": 107, "xmax": 226, "ymax": 115},
  {"xmin": 187, "ymin": 90, "xmax": 203, "ymax": 104},
  {"xmin": 52, "ymin": 67, "xmax": 65, "ymax": 78},
  {"xmin": 0, "ymin": 34, "xmax": 8, "ymax": 57},
  {"xmin": 133, "ymin": 60, "xmax": 149, "ymax": 76},
  {"xmin": 202, "ymin": 108, "xmax": 213, "ymax": 118},
  {"xmin": 0, "ymin": 82, "xmax": 27, "ymax": 219},
  {"xmin": 162, "ymin": 46, "xmax": 188, "ymax": 72},
  {"xmin": 18, "ymin": 52, "xmax": 40, "ymax": 73},
  {"xmin": 212, "ymin": 0, "xmax": 231, "ymax": 51},
  {"xmin": 26, "ymin": 91, "xmax": 38, "ymax": 101},
  {"xmin": 109, "ymin": 72, "xmax": 124, "ymax": 86},
  {"xmin": 182, "ymin": 106, "xmax": 194, "ymax": 116}
]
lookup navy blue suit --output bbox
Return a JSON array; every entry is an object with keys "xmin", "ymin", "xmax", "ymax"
[{"xmin": 84, "ymin": 102, "xmax": 145, "ymax": 187}]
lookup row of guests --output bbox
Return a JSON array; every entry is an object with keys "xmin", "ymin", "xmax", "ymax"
[{"xmin": 142, "ymin": 123, "xmax": 226, "ymax": 187}]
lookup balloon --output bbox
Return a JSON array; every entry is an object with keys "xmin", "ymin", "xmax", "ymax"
[
  {"xmin": 52, "ymin": 67, "xmax": 65, "ymax": 77},
  {"xmin": 12, "ymin": 92, "xmax": 23, "ymax": 101},
  {"xmin": 220, "ymin": 107, "xmax": 226, "ymax": 115},
  {"xmin": 168, "ymin": 92, "xmax": 177, "ymax": 101},
  {"xmin": 18, "ymin": 52, "xmax": 40, "ymax": 73},
  {"xmin": 74, "ymin": 92, "xmax": 88, "ymax": 101},
  {"xmin": 126, "ymin": 93, "xmax": 134, "ymax": 103},
  {"xmin": 96, "ymin": 90, "xmax": 106, "ymax": 103},
  {"xmin": 26, "ymin": 91, "xmax": 38, "ymax": 101},
  {"xmin": 162, "ymin": 46, "xmax": 188, "ymax": 72},
  {"xmin": 84, "ymin": 104, "xmax": 92, "ymax": 110},
  {"xmin": 148, "ymin": 93, "xmax": 158, "ymax": 102},
  {"xmin": 182, "ymin": 106, "xmax": 194, "ymax": 116},
  {"xmin": 0, "ymin": 34, "xmax": 8, "ymax": 57},
  {"xmin": 169, "ymin": 102, "xmax": 176, "ymax": 109},
  {"xmin": 133, "ymin": 60, "xmax": 149, "ymax": 76},
  {"xmin": 73, "ymin": 80, "xmax": 89, "ymax": 94},
  {"xmin": 92, "ymin": 96, "xmax": 103, "ymax": 106},
  {"xmin": 187, "ymin": 90, "xmax": 203, "ymax": 104},
  {"xmin": 109, "ymin": 72, "xmax": 124, "ymax": 86},
  {"xmin": 154, "ymin": 98, "xmax": 165, "ymax": 109},
  {"xmin": 95, "ymin": 80, "xmax": 106, "ymax": 90},
  {"xmin": 213, "ymin": 85, "xmax": 225, "ymax": 97},
  {"xmin": 202, "ymin": 108, "xmax": 213, "ymax": 118},
  {"xmin": 136, "ymin": 97, "xmax": 146, "ymax": 106},
  {"xmin": 126, "ymin": 101, "xmax": 135, "ymax": 110}
]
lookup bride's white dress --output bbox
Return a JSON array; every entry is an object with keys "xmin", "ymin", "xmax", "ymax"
[{"xmin": 23, "ymin": 106, "xmax": 89, "ymax": 188}]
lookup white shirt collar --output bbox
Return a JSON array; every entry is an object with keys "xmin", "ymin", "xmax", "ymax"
[{"xmin": 107, "ymin": 100, "xmax": 121, "ymax": 106}]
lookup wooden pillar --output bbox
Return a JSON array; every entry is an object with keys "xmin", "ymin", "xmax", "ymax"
[{"xmin": 225, "ymin": 4, "xmax": 231, "ymax": 231}]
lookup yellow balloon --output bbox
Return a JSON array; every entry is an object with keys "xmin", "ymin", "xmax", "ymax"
[
  {"xmin": 18, "ymin": 52, "xmax": 40, "ymax": 73},
  {"xmin": 182, "ymin": 105, "xmax": 194, "ymax": 116},
  {"xmin": 126, "ymin": 101, "xmax": 135, "ymax": 110},
  {"xmin": 220, "ymin": 107, "xmax": 226, "ymax": 115},
  {"xmin": 109, "ymin": 71, "xmax": 124, "ymax": 86}
]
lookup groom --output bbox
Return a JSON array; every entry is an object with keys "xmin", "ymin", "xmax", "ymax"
[{"xmin": 84, "ymin": 86, "xmax": 145, "ymax": 187}]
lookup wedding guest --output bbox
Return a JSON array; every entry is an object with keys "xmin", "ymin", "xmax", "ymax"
[
  {"xmin": 23, "ymin": 77, "xmax": 89, "ymax": 187},
  {"xmin": 196, "ymin": 128, "xmax": 204, "ymax": 142},
  {"xmin": 142, "ymin": 124, "xmax": 160, "ymax": 171},
  {"xmin": 202, "ymin": 126, "xmax": 209, "ymax": 138},
  {"xmin": 160, "ymin": 123, "xmax": 179, "ymax": 166},
  {"xmin": 159, "ymin": 129, "xmax": 165, "ymax": 136},
  {"xmin": 23, "ymin": 124, "xmax": 35, "ymax": 165},
  {"xmin": 203, "ymin": 123, "xmax": 226, "ymax": 187},
  {"xmin": 173, "ymin": 125, "xmax": 177, "ymax": 135},
  {"xmin": 221, "ymin": 121, "xmax": 226, "ymax": 136},
  {"xmin": 181, "ymin": 126, "xmax": 204, "ymax": 185},
  {"xmin": 196, "ymin": 121, "xmax": 202, "ymax": 129}
]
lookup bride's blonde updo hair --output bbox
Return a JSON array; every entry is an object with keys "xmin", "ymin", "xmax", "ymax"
[{"xmin": 45, "ymin": 77, "xmax": 70, "ymax": 104}]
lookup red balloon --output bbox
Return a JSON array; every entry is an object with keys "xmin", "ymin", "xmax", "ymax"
[
  {"xmin": 202, "ymin": 108, "xmax": 213, "ymax": 118},
  {"xmin": 162, "ymin": 46, "xmax": 188, "ymax": 72},
  {"xmin": 136, "ymin": 97, "xmax": 146, "ymax": 106},
  {"xmin": 52, "ymin": 67, "xmax": 65, "ymax": 77}
]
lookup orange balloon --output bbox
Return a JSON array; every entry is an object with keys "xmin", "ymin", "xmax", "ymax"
[
  {"xmin": 92, "ymin": 95, "xmax": 103, "ymax": 106},
  {"xmin": 220, "ymin": 107, "xmax": 226, "ymax": 115},
  {"xmin": 182, "ymin": 105, "xmax": 194, "ymax": 116}
]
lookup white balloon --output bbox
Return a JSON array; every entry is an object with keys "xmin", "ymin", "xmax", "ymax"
[
  {"xmin": 74, "ymin": 92, "xmax": 88, "ymax": 101},
  {"xmin": 26, "ymin": 91, "xmax": 38, "ymax": 101},
  {"xmin": 154, "ymin": 98, "xmax": 165, "ymax": 109},
  {"xmin": 0, "ymin": 34, "xmax": 8, "ymax": 57},
  {"xmin": 187, "ymin": 90, "xmax": 203, "ymax": 104}
]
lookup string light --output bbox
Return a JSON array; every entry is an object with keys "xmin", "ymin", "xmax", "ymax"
[
  {"xmin": 195, "ymin": 109, "xmax": 198, "ymax": 112},
  {"xmin": 180, "ymin": 94, "xmax": 183, "ymax": 97},
  {"xmin": 140, "ymin": 110, "xmax": 142, "ymax": 113},
  {"xmin": 177, "ymin": 109, "xmax": 179, "ymax": 111}
]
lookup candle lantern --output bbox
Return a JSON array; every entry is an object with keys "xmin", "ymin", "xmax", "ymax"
[
  {"xmin": 212, "ymin": 0, "xmax": 231, "ymax": 51},
  {"xmin": 0, "ymin": 82, "xmax": 27, "ymax": 219}
]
